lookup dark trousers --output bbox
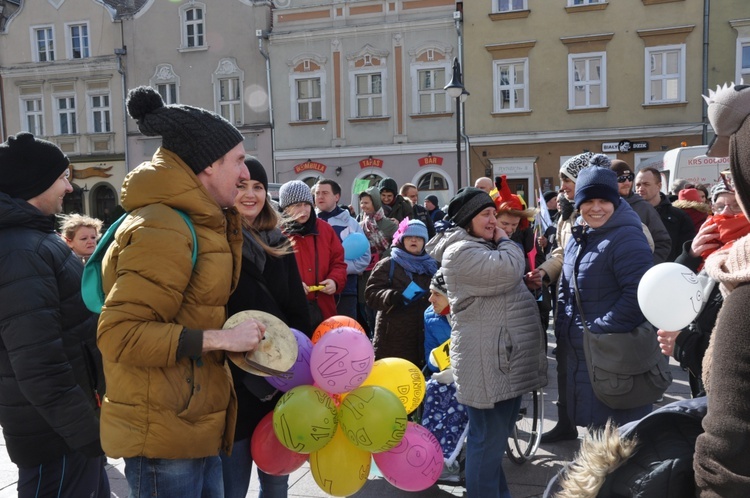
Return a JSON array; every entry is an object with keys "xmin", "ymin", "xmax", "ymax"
[
  {"xmin": 336, "ymin": 294, "xmax": 358, "ymax": 319},
  {"xmin": 17, "ymin": 453, "xmax": 109, "ymax": 498}
]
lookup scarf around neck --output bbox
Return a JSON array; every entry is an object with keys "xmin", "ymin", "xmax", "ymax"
[
  {"xmin": 390, "ymin": 246, "xmax": 438, "ymax": 279},
  {"xmin": 704, "ymin": 233, "xmax": 750, "ymax": 297},
  {"xmin": 317, "ymin": 205, "xmax": 345, "ymax": 221},
  {"xmin": 283, "ymin": 208, "xmax": 318, "ymax": 236}
]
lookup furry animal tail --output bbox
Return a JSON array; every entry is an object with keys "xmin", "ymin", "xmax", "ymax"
[{"xmin": 555, "ymin": 420, "xmax": 638, "ymax": 498}]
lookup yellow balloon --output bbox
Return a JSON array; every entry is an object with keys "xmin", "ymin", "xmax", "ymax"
[
  {"xmin": 310, "ymin": 426, "xmax": 371, "ymax": 497},
  {"xmin": 361, "ymin": 357, "xmax": 425, "ymax": 413}
]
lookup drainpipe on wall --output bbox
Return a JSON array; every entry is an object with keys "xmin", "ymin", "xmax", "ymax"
[
  {"xmin": 257, "ymin": 32, "xmax": 276, "ymax": 182},
  {"xmin": 116, "ymin": 18, "xmax": 129, "ymax": 172},
  {"xmin": 702, "ymin": 0, "xmax": 710, "ymax": 145}
]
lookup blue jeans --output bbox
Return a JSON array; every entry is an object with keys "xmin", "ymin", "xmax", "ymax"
[
  {"xmin": 221, "ymin": 438, "xmax": 288, "ymax": 498},
  {"xmin": 124, "ymin": 455, "xmax": 223, "ymax": 498},
  {"xmin": 465, "ymin": 396, "xmax": 522, "ymax": 498}
]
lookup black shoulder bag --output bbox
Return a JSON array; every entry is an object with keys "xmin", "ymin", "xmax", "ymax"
[{"xmin": 572, "ymin": 266, "xmax": 672, "ymax": 410}]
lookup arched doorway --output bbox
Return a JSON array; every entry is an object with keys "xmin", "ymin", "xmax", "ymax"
[
  {"xmin": 415, "ymin": 168, "xmax": 451, "ymax": 209},
  {"xmin": 91, "ymin": 184, "xmax": 119, "ymax": 227},
  {"xmin": 63, "ymin": 184, "xmax": 85, "ymax": 214},
  {"xmin": 351, "ymin": 171, "xmax": 384, "ymax": 216}
]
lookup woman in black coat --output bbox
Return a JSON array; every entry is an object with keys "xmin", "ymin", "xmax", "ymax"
[{"xmin": 221, "ymin": 157, "xmax": 311, "ymax": 498}]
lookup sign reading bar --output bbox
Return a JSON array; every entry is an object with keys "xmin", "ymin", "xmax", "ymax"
[
  {"xmin": 294, "ymin": 160, "xmax": 327, "ymax": 174},
  {"xmin": 602, "ymin": 140, "xmax": 649, "ymax": 153},
  {"xmin": 359, "ymin": 157, "xmax": 383, "ymax": 169},
  {"xmin": 418, "ymin": 155, "xmax": 444, "ymax": 167}
]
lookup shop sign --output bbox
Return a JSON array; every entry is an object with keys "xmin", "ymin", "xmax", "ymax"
[
  {"xmin": 602, "ymin": 140, "xmax": 649, "ymax": 153},
  {"xmin": 294, "ymin": 160, "xmax": 327, "ymax": 174},
  {"xmin": 359, "ymin": 157, "xmax": 383, "ymax": 169},
  {"xmin": 418, "ymin": 155, "xmax": 444, "ymax": 167}
]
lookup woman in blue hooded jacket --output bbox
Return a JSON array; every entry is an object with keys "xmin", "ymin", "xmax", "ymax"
[{"xmin": 556, "ymin": 166, "xmax": 654, "ymax": 428}]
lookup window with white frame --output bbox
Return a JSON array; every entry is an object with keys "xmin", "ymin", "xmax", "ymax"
[
  {"xmin": 219, "ymin": 78, "xmax": 241, "ymax": 125},
  {"xmin": 416, "ymin": 67, "xmax": 447, "ymax": 113},
  {"xmin": 738, "ymin": 39, "xmax": 750, "ymax": 84},
  {"xmin": 151, "ymin": 64, "xmax": 180, "ymax": 105},
  {"xmin": 181, "ymin": 4, "xmax": 205, "ymax": 49},
  {"xmin": 496, "ymin": 0, "xmax": 526, "ymax": 12},
  {"xmin": 645, "ymin": 45, "xmax": 685, "ymax": 104},
  {"xmin": 295, "ymin": 77, "xmax": 323, "ymax": 121},
  {"xmin": 67, "ymin": 23, "xmax": 89, "ymax": 59},
  {"xmin": 55, "ymin": 95, "xmax": 77, "ymax": 135},
  {"xmin": 213, "ymin": 58, "xmax": 244, "ymax": 126},
  {"xmin": 32, "ymin": 26, "xmax": 55, "ymax": 62},
  {"xmin": 89, "ymin": 93, "xmax": 111, "ymax": 133},
  {"xmin": 493, "ymin": 59, "xmax": 529, "ymax": 112},
  {"xmin": 158, "ymin": 83, "xmax": 178, "ymax": 105},
  {"xmin": 21, "ymin": 96, "xmax": 44, "ymax": 136},
  {"xmin": 569, "ymin": 52, "xmax": 606, "ymax": 109},
  {"xmin": 569, "ymin": 0, "xmax": 603, "ymax": 5},
  {"xmin": 354, "ymin": 72, "xmax": 383, "ymax": 117}
]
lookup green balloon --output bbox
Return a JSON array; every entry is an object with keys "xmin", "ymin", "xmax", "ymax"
[
  {"xmin": 273, "ymin": 385, "xmax": 338, "ymax": 454},
  {"xmin": 339, "ymin": 385, "xmax": 407, "ymax": 452}
]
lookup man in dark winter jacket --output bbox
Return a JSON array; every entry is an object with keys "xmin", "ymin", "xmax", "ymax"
[
  {"xmin": 400, "ymin": 182, "xmax": 436, "ymax": 239},
  {"xmin": 611, "ymin": 160, "xmax": 672, "ymax": 263},
  {"xmin": 636, "ymin": 167, "xmax": 696, "ymax": 262},
  {"xmin": 0, "ymin": 132, "xmax": 109, "ymax": 497},
  {"xmin": 378, "ymin": 177, "xmax": 413, "ymax": 222}
]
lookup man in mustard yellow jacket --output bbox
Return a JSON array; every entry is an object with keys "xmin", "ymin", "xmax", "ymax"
[{"xmin": 97, "ymin": 86, "xmax": 265, "ymax": 497}]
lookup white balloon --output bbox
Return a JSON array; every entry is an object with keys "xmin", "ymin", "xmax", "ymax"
[{"xmin": 637, "ymin": 262, "xmax": 703, "ymax": 331}]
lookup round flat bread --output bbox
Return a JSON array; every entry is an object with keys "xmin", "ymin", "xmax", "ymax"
[{"xmin": 224, "ymin": 310, "xmax": 298, "ymax": 377}]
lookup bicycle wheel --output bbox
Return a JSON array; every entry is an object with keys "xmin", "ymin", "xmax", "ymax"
[{"xmin": 506, "ymin": 388, "xmax": 544, "ymax": 464}]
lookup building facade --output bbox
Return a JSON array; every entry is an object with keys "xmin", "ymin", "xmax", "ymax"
[
  {"xmin": 269, "ymin": 0, "xmax": 461, "ymax": 208},
  {"xmin": 463, "ymin": 0, "xmax": 750, "ymax": 203}
]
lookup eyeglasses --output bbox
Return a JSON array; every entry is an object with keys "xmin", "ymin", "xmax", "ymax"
[
  {"xmin": 617, "ymin": 174, "xmax": 634, "ymax": 183},
  {"xmin": 720, "ymin": 169, "xmax": 735, "ymax": 192},
  {"xmin": 713, "ymin": 202, "xmax": 742, "ymax": 214}
]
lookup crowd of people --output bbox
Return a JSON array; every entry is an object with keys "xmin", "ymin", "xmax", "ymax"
[{"xmin": 2, "ymin": 82, "xmax": 750, "ymax": 498}]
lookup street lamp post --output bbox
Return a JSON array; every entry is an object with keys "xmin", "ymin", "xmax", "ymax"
[{"xmin": 444, "ymin": 57, "xmax": 469, "ymax": 189}]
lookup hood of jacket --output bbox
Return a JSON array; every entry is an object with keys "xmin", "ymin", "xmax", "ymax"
[
  {"xmin": 362, "ymin": 185, "xmax": 383, "ymax": 212},
  {"xmin": 0, "ymin": 192, "xmax": 56, "ymax": 233},
  {"xmin": 121, "ymin": 147, "xmax": 229, "ymax": 230}
]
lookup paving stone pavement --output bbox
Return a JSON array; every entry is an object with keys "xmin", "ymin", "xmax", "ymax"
[{"xmin": 0, "ymin": 329, "xmax": 690, "ymax": 497}]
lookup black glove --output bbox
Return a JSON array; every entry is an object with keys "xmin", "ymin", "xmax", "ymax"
[
  {"xmin": 387, "ymin": 290, "xmax": 402, "ymax": 307},
  {"xmin": 78, "ymin": 439, "xmax": 105, "ymax": 458}
]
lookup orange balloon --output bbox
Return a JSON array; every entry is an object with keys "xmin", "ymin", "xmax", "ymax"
[{"xmin": 312, "ymin": 315, "xmax": 366, "ymax": 344}]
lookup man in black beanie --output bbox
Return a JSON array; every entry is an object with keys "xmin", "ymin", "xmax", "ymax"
[
  {"xmin": 0, "ymin": 132, "xmax": 109, "ymax": 497},
  {"xmin": 96, "ymin": 86, "xmax": 266, "ymax": 496}
]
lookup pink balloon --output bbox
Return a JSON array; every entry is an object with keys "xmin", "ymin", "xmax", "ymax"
[
  {"xmin": 267, "ymin": 329, "xmax": 314, "ymax": 392},
  {"xmin": 372, "ymin": 422, "xmax": 443, "ymax": 492},
  {"xmin": 309, "ymin": 327, "xmax": 374, "ymax": 394}
]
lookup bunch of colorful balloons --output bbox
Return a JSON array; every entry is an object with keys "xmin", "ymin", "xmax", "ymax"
[{"xmin": 249, "ymin": 316, "xmax": 444, "ymax": 496}]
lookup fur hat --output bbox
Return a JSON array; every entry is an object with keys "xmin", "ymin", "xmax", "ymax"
[
  {"xmin": 126, "ymin": 86, "xmax": 244, "ymax": 175},
  {"xmin": 244, "ymin": 156, "xmax": 268, "ymax": 191},
  {"xmin": 430, "ymin": 270, "xmax": 448, "ymax": 297},
  {"xmin": 0, "ymin": 132, "xmax": 70, "ymax": 200},
  {"xmin": 447, "ymin": 187, "xmax": 496, "ymax": 229},
  {"xmin": 560, "ymin": 152, "xmax": 612, "ymax": 182},
  {"xmin": 279, "ymin": 180, "xmax": 313, "ymax": 209},
  {"xmin": 378, "ymin": 177, "xmax": 398, "ymax": 194},
  {"xmin": 704, "ymin": 83, "xmax": 750, "ymax": 157},
  {"xmin": 705, "ymin": 83, "xmax": 750, "ymax": 212},
  {"xmin": 574, "ymin": 167, "xmax": 621, "ymax": 210}
]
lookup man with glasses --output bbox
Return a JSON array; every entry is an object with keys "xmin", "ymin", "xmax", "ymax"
[
  {"xmin": 611, "ymin": 160, "xmax": 671, "ymax": 263},
  {"xmin": 636, "ymin": 167, "xmax": 696, "ymax": 262}
]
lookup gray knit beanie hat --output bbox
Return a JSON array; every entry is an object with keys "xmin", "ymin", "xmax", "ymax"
[
  {"xmin": 126, "ymin": 86, "xmax": 244, "ymax": 175},
  {"xmin": 279, "ymin": 180, "xmax": 314, "ymax": 209}
]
